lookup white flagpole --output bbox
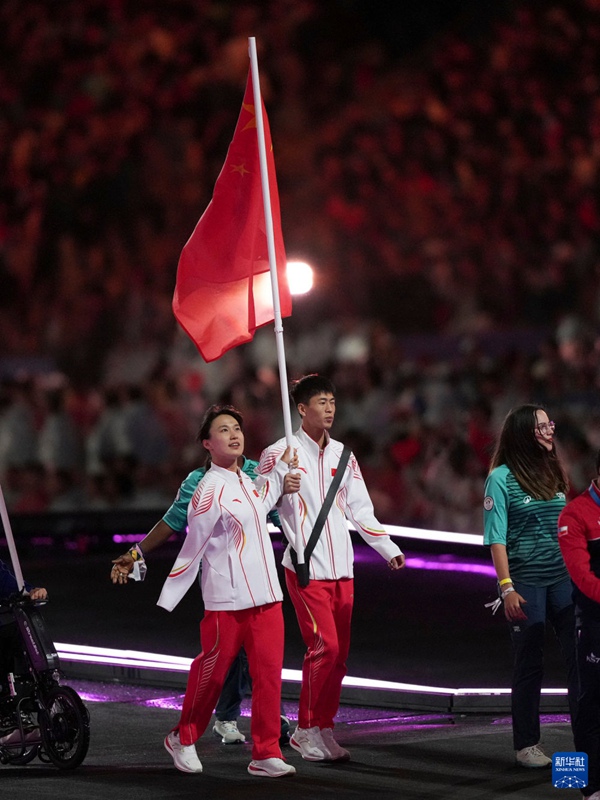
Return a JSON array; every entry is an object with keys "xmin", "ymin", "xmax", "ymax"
[
  {"xmin": 0, "ymin": 483, "xmax": 25, "ymax": 592},
  {"xmin": 248, "ymin": 37, "xmax": 307, "ymax": 579}
]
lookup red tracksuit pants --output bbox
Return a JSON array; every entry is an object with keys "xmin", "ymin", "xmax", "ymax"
[
  {"xmin": 176, "ymin": 601, "xmax": 284, "ymax": 760},
  {"xmin": 285, "ymin": 568, "xmax": 354, "ymax": 730}
]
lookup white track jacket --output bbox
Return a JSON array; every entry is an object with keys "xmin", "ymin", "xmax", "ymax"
[
  {"xmin": 257, "ymin": 427, "xmax": 402, "ymax": 580},
  {"xmin": 157, "ymin": 460, "xmax": 287, "ymax": 612}
]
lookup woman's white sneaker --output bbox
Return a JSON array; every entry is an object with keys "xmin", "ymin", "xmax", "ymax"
[
  {"xmin": 164, "ymin": 730, "xmax": 203, "ymax": 773},
  {"xmin": 247, "ymin": 757, "xmax": 296, "ymax": 777}
]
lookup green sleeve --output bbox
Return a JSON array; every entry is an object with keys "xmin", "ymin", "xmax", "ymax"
[
  {"xmin": 162, "ymin": 468, "xmax": 206, "ymax": 532},
  {"xmin": 241, "ymin": 458, "xmax": 259, "ymax": 479},
  {"xmin": 483, "ymin": 467, "xmax": 509, "ymax": 546},
  {"xmin": 241, "ymin": 457, "xmax": 282, "ymax": 530}
]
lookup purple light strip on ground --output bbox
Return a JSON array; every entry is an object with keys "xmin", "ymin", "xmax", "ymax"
[
  {"xmin": 142, "ymin": 697, "xmax": 185, "ymax": 711},
  {"xmin": 113, "ymin": 534, "xmax": 150, "ymax": 544},
  {"xmin": 71, "ymin": 692, "xmax": 505, "ymax": 735},
  {"xmin": 77, "ymin": 690, "xmax": 124, "ymax": 703},
  {"xmin": 405, "ymin": 556, "xmax": 497, "ymax": 577},
  {"xmin": 348, "ymin": 713, "xmax": 452, "ymax": 725}
]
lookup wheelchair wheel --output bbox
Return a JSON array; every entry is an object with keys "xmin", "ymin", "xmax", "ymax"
[
  {"xmin": 39, "ymin": 685, "xmax": 90, "ymax": 770},
  {"xmin": 5, "ymin": 745, "xmax": 38, "ymax": 765}
]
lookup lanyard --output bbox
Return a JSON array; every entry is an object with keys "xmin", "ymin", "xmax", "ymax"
[{"xmin": 589, "ymin": 481, "xmax": 600, "ymax": 508}]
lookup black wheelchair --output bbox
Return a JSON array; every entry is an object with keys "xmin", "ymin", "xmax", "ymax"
[{"xmin": 0, "ymin": 593, "xmax": 90, "ymax": 769}]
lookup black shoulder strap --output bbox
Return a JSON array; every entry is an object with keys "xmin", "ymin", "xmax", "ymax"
[
  {"xmin": 291, "ymin": 445, "xmax": 351, "ymax": 574},
  {"xmin": 304, "ymin": 445, "xmax": 351, "ymax": 562}
]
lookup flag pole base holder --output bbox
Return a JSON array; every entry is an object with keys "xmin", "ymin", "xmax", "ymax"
[{"xmin": 295, "ymin": 562, "xmax": 310, "ymax": 588}]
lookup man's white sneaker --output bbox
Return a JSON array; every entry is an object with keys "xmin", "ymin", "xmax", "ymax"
[
  {"xmin": 164, "ymin": 730, "xmax": 203, "ymax": 773},
  {"xmin": 213, "ymin": 719, "xmax": 245, "ymax": 744},
  {"xmin": 289, "ymin": 726, "xmax": 328, "ymax": 761},
  {"xmin": 247, "ymin": 757, "xmax": 296, "ymax": 777},
  {"xmin": 320, "ymin": 727, "xmax": 350, "ymax": 761},
  {"xmin": 515, "ymin": 744, "xmax": 551, "ymax": 768}
]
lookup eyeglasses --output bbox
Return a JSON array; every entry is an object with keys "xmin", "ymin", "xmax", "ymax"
[{"xmin": 536, "ymin": 421, "xmax": 556, "ymax": 435}]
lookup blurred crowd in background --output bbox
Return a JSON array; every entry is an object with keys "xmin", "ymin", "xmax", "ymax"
[{"xmin": 1, "ymin": 0, "xmax": 600, "ymax": 533}]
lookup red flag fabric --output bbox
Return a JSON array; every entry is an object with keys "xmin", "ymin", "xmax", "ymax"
[{"xmin": 173, "ymin": 69, "xmax": 291, "ymax": 362}]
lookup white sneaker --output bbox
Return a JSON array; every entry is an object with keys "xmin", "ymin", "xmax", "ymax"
[
  {"xmin": 247, "ymin": 757, "xmax": 296, "ymax": 777},
  {"xmin": 515, "ymin": 744, "xmax": 551, "ymax": 768},
  {"xmin": 320, "ymin": 727, "xmax": 350, "ymax": 761},
  {"xmin": 213, "ymin": 719, "xmax": 245, "ymax": 744},
  {"xmin": 290, "ymin": 726, "xmax": 327, "ymax": 761},
  {"xmin": 164, "ymin": 730, "xmax": 203, "ymax": 773}
]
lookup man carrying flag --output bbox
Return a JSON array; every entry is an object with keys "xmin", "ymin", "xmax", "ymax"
[{"xmin": 256, "ymin": 375, "xmax": 406, "ymax": 763}]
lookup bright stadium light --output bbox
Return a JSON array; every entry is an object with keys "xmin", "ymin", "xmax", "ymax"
[{"xmin": 286, "ymin": 260, "xmax": 314, "ymax": 295}]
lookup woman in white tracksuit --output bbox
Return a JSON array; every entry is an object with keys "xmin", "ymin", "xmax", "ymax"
[{"xmin": 158, "ymin": 404, "xmax": 299, "ymax": 779}]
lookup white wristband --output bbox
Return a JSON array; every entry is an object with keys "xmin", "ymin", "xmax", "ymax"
[{"xmin": 501, "ymin": 586, "xmax": 516, "ymax": 599}]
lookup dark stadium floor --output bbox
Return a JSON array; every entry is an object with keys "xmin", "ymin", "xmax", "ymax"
[
  {"xmin": 0, "ymin": 677, "xmax": 576, "ymax": 799},
  {"xmin": 0, "ymin": 536, "xmax": 580, "ymax": 797}
]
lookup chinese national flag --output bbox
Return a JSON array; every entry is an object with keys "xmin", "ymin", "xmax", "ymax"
[{"xmin": 173, "ymin": 69, "xmax": 291, "ymax": 362}]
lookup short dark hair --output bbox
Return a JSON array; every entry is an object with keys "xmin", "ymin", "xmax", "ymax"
[
  {"xmin": 196, "ymin": 404, "xmax": 244, "ymax": 443},
  {"xmin": 290, "ymin": 374, "xmax": 336, "ymax": 407}
]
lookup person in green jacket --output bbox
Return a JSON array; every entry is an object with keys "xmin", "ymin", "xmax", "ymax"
[{"xmin": 484, "ymin": 404, "xmax": 577, "ymax": 768}]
